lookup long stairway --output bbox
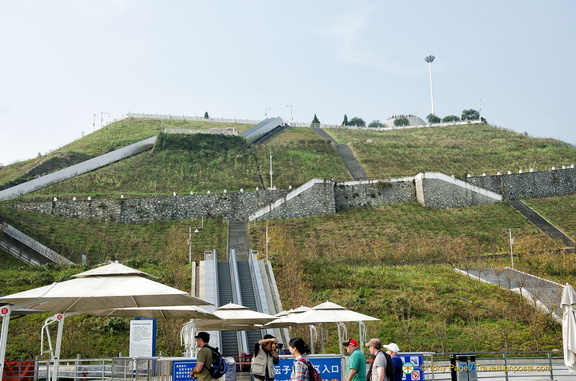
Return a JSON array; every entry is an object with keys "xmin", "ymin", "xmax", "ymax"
[
  {"xmin": 312, "ymin": 127, "xmax": 369, "ymax": 180},
  {"xmin": 509, "ymin": 200, "xmax": 575, "ymax": 247},
  {"xmin": 0, "ymin": 222, "xmax": 73, "ymax": 265},
  {"xmin": 228, "ymin": 220, "xmax": 249, "ymax": 260}
]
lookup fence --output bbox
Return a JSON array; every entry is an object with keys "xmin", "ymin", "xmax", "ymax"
[{"xmin": 6, "ymin": 351, "xmax": 573, "ymax": 381}]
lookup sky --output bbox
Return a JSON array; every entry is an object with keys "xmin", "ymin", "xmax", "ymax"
[{"xmin": 1, "ymin": 0, "xmax": 575, "ymax": 165}]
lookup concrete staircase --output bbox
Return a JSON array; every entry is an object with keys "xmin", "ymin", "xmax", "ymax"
[
  {"xmin": 312, "ymin": 127, "xmax": 369, "ymax": 180},
  {"xmin": 0, "ymin": 222, "xmax": 74, "ymax": 265},
  {"xmin": 509, "ymin": 200, "xmax": 575, "ymax": 247},
  {"xmin": 227, "ymin": 220, "xmax": 249, "ymax": 260}
]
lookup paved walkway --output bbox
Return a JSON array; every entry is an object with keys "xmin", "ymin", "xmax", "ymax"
[
  {"xmin": 509, "ymin": 200, "xmax": 575, "ymax": 247},
  {"xmin": 458, "ymin": 267, "xmax": 564, "ymax": 320},
  {"xmin": 312, "ymin": 128, "xmax": 369, "ymax": 180}
]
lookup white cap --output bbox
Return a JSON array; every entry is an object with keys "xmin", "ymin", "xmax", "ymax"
[{"xmin": 384, "ymin": 343, "xmax": 400, "ymax": 353}]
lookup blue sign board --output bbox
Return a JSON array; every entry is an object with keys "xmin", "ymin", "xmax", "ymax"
[
  {"xmin": 399, "ymin": 354, "xmax": 424, "ymax": 381},
  {"xmin": 172, "ymin": 360, "xmax": 197, "ymax": 381},
  {"xmin": 275, "ymin": 357, "xmax": 341, "ymax": 381}
]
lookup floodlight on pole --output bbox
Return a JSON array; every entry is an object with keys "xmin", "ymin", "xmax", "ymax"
[
  {"xmin": 265, "ymin": 108, "xmax": 270, "ymax": 118},
  {"xmin": 501, "ymin": 228, "xmax": 514, "ymax": 268},
  {"xmin": 188, "ymin": 217, "xmax": 204, "ymax": 263},
  {"xmin": 424, "ymin": 55, "xmax": 435, "ymax": 116},
  {"xmin": 100, "ymin": 112, "xmax": 110, "ymax": 129},
  {"xmin": 286, "ymin": 105, "xmax": 293, "ymax": 125}
]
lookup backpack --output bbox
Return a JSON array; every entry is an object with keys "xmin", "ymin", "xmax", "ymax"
[
  {"xmin": 382, "ymin": 352, "xmax": 394, "ymax": 381},
  {"xmin": 367, "ymin": 352, "xmax": 393, "ymax": 381},
  {"xmin": 204, "ymin": 345, "xmax": 228, "ymax": 378},
  {"xmin": 299, "ymin": 358, "xmax": 322, "ymax": 381}
]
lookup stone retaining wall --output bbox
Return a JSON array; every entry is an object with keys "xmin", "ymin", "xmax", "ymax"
[
  {"xmin": 7, "ymin": 168, "xmax": 576, "ymax": 223},
  {"xmin": 464, "ymin": 168, "xmax": 576, "ymax": 199}
]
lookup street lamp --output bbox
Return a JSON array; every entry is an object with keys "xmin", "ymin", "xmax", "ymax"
[
  {"xmin": 286, "ymin": 105, "xmax": 293, "ymax": 125},
  {"xmin": 265, "ymin": 108, "xmax": 270, "ymax": 118},
  {"xmin": 188, "ymin": 217, "xmax": 204, "ymax": 263},
  {"xmin": 501, "ymin": 229, "xmax": 514, "ymax": 268},
  {"xmin": 424, "ymin": 55, "xmax": 435, "ymax": 116},
  {"xmin": 253, "ymin": 220, "xmax": 269, "ymax": 262},
  {"xmin": 100, "ymin": 112, "xmax": 110, "ymax": 129}
]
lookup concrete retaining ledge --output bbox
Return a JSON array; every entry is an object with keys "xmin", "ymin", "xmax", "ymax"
[{"xmin": 0, "ymin": 136, "xmax": 157, "ymax": 201}]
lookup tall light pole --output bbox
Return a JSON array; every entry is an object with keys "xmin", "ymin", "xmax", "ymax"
[
  {"xmin": 188, "ymin": 217, "xmax": 204, "ymax": 263},
  {"xmin": 424, "ymin": 55, "xmax": 435, "ymax": 116},
  {"xmin": 100, "ymin": 112, "xmax": 110, "ymax": 129},
  {"xmin": 269, "ymin": 147, "xmax": 273, "ymax": 190},
  {"xmin": 286, "ymin": 105, "xmax": 293, "ymax": 125},
  {"xmin": 265, "ymin": 108, "xmax": 270, "ymax": 118},
  {"xmin": 502, "ymin": 229, "xmax": 514, "ymax": 268}
]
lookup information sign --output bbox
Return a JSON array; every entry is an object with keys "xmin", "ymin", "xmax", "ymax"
[
  {"xmin": 274, "ymin": 357, "xmax": 341, "ymax": 381},
  {"xmin": 399, "ymin": 354, "xmax": 424, "ymax": 381},
  {"xmin": 172, "ymin": 360, "xmax": 197, "ymax": 381},
  {"xmin": 129, "ymin": 318, "xmax": 157, "ymax": 357}
]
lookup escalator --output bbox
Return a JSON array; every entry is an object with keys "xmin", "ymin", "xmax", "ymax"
[
  {"xmin": 237, "ymin": 261, "xmax": 263, "ymax": 352},
  {"xmin": 217, "ymin": 261, "xmax": 240, "ymax": 358}
]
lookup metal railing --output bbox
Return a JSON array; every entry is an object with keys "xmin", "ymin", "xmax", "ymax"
[
  {"xmin": 422, "ymin": 351, "xmax": 572, "ymax": 380},
  {"xmin": 6, "ymin": 351, "xmax": 574, "ymax": 381}
]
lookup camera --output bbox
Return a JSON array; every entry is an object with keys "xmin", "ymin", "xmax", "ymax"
[{"xmin": 276, "ymin": 343, "xmax": 283, "ymax": 350}]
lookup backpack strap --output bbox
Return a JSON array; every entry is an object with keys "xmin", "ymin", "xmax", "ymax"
[{"xmin": 298, "ymin": 358, "xmax": 314, "ymax": 379}]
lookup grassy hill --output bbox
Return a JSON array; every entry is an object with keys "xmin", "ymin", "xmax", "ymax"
[{"xmin": 1, "ymin": 119, "xmax": 575, "ymax": 359}]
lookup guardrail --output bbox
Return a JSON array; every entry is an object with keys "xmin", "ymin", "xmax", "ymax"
[{"xmin": 6, "ymin": 351, "xmax": 573, "ymax": 381}]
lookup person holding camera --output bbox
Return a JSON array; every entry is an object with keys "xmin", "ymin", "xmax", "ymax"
[{"xmin": 251, "ymin": 334, "xmax": 280, "ymax": 381}]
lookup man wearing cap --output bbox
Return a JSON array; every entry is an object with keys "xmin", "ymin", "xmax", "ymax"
[
  {"xmin": 251, "ymin": 334, "xmax": 279, "ymax": 381},
  {"xmin": 383, "ymin": 343, "xmax": 402, "ymax": 381},
  {"xmin": 191, "ymin": 332, "xmax": 215, "ymax": 381},
  {"xmin": 342, "ymin": 339, "xmax": 366, "ymax": 381},
  {"xmin": 366, "ymin": 338, "xmax": 388, "ymax": 381}
]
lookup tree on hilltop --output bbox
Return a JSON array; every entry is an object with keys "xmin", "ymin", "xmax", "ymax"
[
  {"xmin": 348, "ymin": 117, "xmax": 366, "ymax": 127},
  {"xmin": 427, "ymin": 114, "xmax": 441, "ymax": 124},
  {"xmin": 461, "ymin": 109, "xmax": 479, "ymax": 121},
  {"xmin": 394, "ymin": 116, "xmax": 410, "ymax": 126},
  {"xmin": 442, "ymin": 115, "xmax": 460, "ymax": 122},
  {"xmin": 368, "ymin": 120, "xmax": 383, "ymax": 127},
  {"xmin": 204, "ymin": 112, "xmax": 210, "ymax": 119},
  {"xmin": 310, "ymin": 114, "xmax": 321, "ymax": 127},
  {"xmin": 342, "ymin": 114, "xmax": 349, "ymax": 126}
]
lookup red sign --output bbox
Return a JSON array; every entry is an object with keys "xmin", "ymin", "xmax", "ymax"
[{"xmin": 1, "ymin": 307, "xmax": 9, "ymax": 315}]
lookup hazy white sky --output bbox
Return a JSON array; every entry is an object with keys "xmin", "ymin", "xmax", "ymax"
[{"xmin": 1, "ymin": 0, "xmax": 575, "ymax": 165}]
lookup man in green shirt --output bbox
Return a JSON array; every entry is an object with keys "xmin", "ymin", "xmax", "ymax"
[
  {"xmin": 191, "ymin": 332, "xmax": 215, "ymax": 381},
  {"xmin": 343, "ymin": 339, "xmax": 366, "ymax": 381}
]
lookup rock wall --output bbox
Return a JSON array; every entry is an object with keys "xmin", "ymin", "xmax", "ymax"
[
  {"xmin": 464, "ymin": 168, "xmax": 576, "ymax": 199},
  {"xmin": 8, "ymin": 168, "xmax": 576, "ymax": 222}
]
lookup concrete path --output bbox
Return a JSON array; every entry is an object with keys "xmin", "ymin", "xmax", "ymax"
[
  {"xmin": 509, "ymin": 200, "xmax": 575, "ymax": 247},
  {"xmin": 458, "ymin": 267, "xmax": 563, "ymax": 319},
  {"xmin": 228, "ymin": 220, "xmax": 249, "ymax": 260},
  {"xmin": 312, "ymin": 128, "xmax": 369, "ymax": 180}
]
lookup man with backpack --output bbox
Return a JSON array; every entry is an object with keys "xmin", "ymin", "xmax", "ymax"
[
  {"xmin": 365, "ymin": 338, "xmax": 392, "ymax": 381},
  {"xmin": 191, "ymin": 332, "xmax": 217, "ymax": 381}
]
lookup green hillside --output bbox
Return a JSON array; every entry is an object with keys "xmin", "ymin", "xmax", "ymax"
[{"xmin": 1, "ymin": 119, "xmax": 575, "ymax": 359}]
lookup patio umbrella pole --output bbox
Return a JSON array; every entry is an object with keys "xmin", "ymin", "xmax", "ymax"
[
  {"xmin": 50, "ymin": 314, "xmax": 67, "ymax": 381},
  {"xmin": 0, "ymin": 306, "xmax": 12, "ymax": 381}
]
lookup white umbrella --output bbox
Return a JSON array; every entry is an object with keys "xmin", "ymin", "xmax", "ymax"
[
  {"xmin": 0, "ymin": 262, "xmax": 210, "ymax": 312},
  {"xmin": 0, "ymin": 262, "xmax": 212, "ymax": 381},
  {"xmin": 87, "ymin": 305, "xmax": 221, "ymax": 320},
  {"xmin": 287, "ymin": 301, "xmax": 379, "ymax": 324},
  {"xmin": 192, "ymin": 303, "xmax": 277, "ymax": 329},
  {"xmin": 561, "ymin": 283, "xmax": 576, "ymax": 371},
  {"xmin": 265, "ymin": 305, "xmax": 311, "ymax": 328},
  {"xmin": 276, "ymin": 301, "xmax": 380, "ymax": 355}
]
